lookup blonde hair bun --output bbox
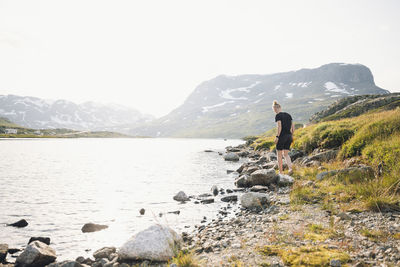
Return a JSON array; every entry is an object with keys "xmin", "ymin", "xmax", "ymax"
[{"xmin": 272, "ymin": 100, "xmax": 281, "ymax": 109}]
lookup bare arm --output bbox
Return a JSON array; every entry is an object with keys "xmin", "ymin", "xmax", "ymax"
[{"xmin": 276, "ymin": 121, "xmax": 282, "ymax": 136}]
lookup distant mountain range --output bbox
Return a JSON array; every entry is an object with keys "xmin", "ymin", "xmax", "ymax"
[
  {"xmin": 0, "ymin": 63, "xmax": 390, "ymax": 138},
  {"xmin": 0, "ymin": 95, "xmax": 154, "ymax": 131},
  {"xmin": 127, "ymin": 63, "xmax": 389, "ymax": 138}
]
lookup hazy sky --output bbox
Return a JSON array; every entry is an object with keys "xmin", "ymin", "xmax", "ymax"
[{"xmin": 0, "ymin": 0, "xmax": 399, "ymax": 117}]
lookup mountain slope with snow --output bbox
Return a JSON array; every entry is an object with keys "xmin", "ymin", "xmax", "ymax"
[
  {"xmin": 128, "ymin": 63, "xmax": 389, "ymax": 138},
  {"xmin": 0, "ymin": 95, "xmax": 153, "ymax": 132}
]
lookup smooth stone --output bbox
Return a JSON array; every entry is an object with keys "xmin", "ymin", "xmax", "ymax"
[
  {"xmin": 224, "ymin": 152, "xmax": 239, "ymax": 161},
  {"xmin": 173, "ymin": 191, "xmax": 190, "ymax": 202},
  {"xmin": 221, "ymin": 195, "xmax": 238, "ymax": 202},
  {"xmin": 200, "ymin": 198, "xmax": 214, "ymax": 204},
  {"xmin": 248, "ymin": 169, "xmax": 278, "ymax": 186},
  {"xmin": 250, "ymin": 185, "xmax": 269, "ymax": 192},
  {"xmin": 211, "ymin": 185, "xmax": 219, "ymax": 196},
  {"xmin": 139, "ymin": 208, "xmax": 145, "ymax": 215},
  {"xmin": 81, "ymin": 223, "xmax": 108, "ymax": 233},
  {"xmin": 240, "ymin": 192, "xmax": 270, "ymax": 209},
  {"xmin": 118, "ymin": 224, "xmax": 182, "ymax": 262},
  {"xmin": 7, "ymin": 219, "xmax": 28, "ymax": 228}
]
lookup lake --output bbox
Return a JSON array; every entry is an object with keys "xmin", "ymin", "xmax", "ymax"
[{"xmin": 0, "ymin": 138, "xmax": 245, "ymax": 260}]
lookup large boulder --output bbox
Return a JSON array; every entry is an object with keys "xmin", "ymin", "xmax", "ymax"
[
  {"xmin": 16, "ymin": 241, "xmax": 56, "ymax": 267},
  {"xmin": 240, "ymin": 192, "xmax": 270, "ymax": 210},
  {"xmin": 224, "ymin": 152, "xmax": 239, "ymax": 161},
  {"xmin": 173, "ymin": 191, "xmax": 190, "ymax": 202},
  {"xmin": 277, "ymin": 174, "xmax": 294, "ymax": 186},
  {"xmin": 81, "ymin": 223, "xmax": 108, "ymax": 233},
  {"xmin": 0, "ymin": 244, "xmax": 8, "ymax": 262},
  {"xmin": 118, "ymin": 224, "xmax": 182, "ymax": 262},
  {"xmin": 248, "ymin": 169, "xmax": 278, "ymax": 186}
]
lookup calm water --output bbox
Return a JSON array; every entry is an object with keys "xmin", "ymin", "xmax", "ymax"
[{"xmin": 0, "ymin": 138, "xmax": 245, "ymax": 260}]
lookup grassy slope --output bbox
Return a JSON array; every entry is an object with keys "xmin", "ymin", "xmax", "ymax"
[
  {"xmin": 252, "ymin": 107, "xmax": 400, "ymax": 212},
  {"xmin": 0, "ymin": 117, "xmax": 24, "ymax": 128}
]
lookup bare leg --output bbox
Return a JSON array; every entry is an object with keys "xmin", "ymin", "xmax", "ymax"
[
  {"xmin": 277, "ymin": 150, "xmax": 283, "ymax": 174},
  {"xmin": 283, "ymin": 150, "xmax": 293, "ymax": 173}
]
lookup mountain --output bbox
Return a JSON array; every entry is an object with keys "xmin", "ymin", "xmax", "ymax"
[
  {"xmin": 0, "ymin": 95, "xmax": 154, "ymax": 132},
  {"xmin": 128, "ymin": 63, "xmax": 389, "ymax": 138}
]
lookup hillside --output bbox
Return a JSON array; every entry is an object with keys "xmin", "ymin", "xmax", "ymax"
[
  {"xmin": 0, "ymin": 95, "xmax": 154, "ymax": 132},
  {"xmin": 310, "ymin": 93, "xmax": 400, "ymax": 123},
  {"xmin": 128, "ymin": 63, "xmax": 389, "ymax": 138},
  {"xmin": 0, "ymin": 117, "xmax": 22, "ymax": 128},
  {"xmin": 251, "ymin": 103, "xmax": 400, "ymax": 212}
]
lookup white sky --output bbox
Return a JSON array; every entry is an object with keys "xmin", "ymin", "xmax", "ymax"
[{"xmin": 0, "ymin": 0, "xmax": 399, "ymax": 117}]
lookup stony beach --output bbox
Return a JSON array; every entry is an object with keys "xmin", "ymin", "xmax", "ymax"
[{"xmin": 1, "ymin": 143, "xmax": 400, "ymax": 267}]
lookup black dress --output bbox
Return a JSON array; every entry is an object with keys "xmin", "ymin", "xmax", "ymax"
[{"xmin": 275, "ymin": 112, "xmax": 293, "ymax": 150}]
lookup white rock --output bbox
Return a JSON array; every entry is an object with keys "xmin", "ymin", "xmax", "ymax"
[
  {"xmin": 118, "ymin": 224, "xmax": 182, "ymax": 262},
  {"xmin": 16, "ymin": 241, "xmax": 56, "ymax": 267}
]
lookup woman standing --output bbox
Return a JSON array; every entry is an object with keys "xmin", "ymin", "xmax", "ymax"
[{"xmin": 272, "ymin": 100, "xmax": 294, "ymax": 174}]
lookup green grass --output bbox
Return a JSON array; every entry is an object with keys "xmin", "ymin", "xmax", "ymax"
[
  {"xmin": 259, "ymin": 245, "xmax": 350, "ymax": 267},
  {"xmin": 292, "ymin": 120, "xmax": 357, "ymax": 154},
  {"xmin": 169, "ymin": 251, "xmax": 202, "ymax": 267}
]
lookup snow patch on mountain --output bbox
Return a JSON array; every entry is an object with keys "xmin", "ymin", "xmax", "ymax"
[
  {"xmin": 285, "ymin": 93, "xmax": 293, "ymax": 98},
  {"xmin": 202, "ymin": 101, "xmax": 234, "ymax": 113},
  {"xmin": 219, "ymin": 81, "xmax": 260, "ymax": 100},
  {"xmin": 324, "ymin": 82, "xmax": 350, "ymax": 94}
]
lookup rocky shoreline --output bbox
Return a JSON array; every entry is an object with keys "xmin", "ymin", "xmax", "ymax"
[{"xmin": 1, "ymin": 143, "xmax": 400, "ymax": 267}]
